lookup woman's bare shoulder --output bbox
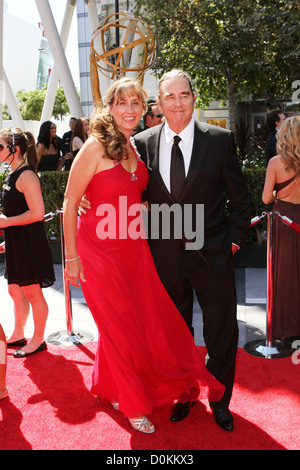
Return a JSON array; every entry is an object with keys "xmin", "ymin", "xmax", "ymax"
[{"xmin": 268, "ymin": 154, "xmax": 282, "ymax": 166}]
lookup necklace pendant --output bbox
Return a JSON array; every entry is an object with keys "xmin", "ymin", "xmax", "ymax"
[{"xmin": 131, "ymin": 173, "xmax": 138, "ymax": 182}]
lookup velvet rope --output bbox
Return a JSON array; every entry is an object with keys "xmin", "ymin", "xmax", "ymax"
[
  {"xmin": 250, "ymin": 211, "xmax": 300, "ymax": 234},
  {"xmin": 250, "ymin": 213, "xmax": 267, "ymax": 227},
  {"xmin": 280, "ymin": 215, "xmax": 300, "ymax": 233}
]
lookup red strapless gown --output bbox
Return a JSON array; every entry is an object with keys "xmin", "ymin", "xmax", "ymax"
[{"xmin": 77, "ymin": 147, "xmax": 224, "ymax": 418}]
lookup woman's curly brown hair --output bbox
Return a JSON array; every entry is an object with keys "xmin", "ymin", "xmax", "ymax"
[{"xmin": 89, "ymin": 77, "xmax": 147, "ymax": 162}]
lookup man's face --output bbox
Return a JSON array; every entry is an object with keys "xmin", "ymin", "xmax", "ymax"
[
  {"xmin": 146, "ymin": 105, "xmax": 163, "ymax": 127},
  {"xmin": 158, "ymin": 76, "xmax": 195, "ymax": 133},
  {"xmin": 69, "ymin": 118, "xmax": 76, "ymax": 131}
]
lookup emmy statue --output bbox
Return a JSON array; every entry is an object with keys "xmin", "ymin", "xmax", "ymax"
[{"xmin": 90, "ymin": 12, "xmax": 156, "ymax": 107}]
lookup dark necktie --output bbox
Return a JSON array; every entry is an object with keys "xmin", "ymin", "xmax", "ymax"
[{"xmin": 170, "ymin": 135, "xmax": 185, "ymax": 201}]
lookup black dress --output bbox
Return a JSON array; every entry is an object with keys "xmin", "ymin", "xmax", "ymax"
[
  {"xmin": 37, "ymin": 153, "xmax": 60, "ymax": 171},
  {"xmin": 62, "ymin": 149, "xmax": 79, "ymax": 171},
  {"xmin": 2, "ymin": 166, "xmax": 55, "ymax": 288},
  {"xmin": 273, "ymin": 199, "xmax": 300, "ymax": 339},
  {"xmin": 272, "ymin": 176, "xmax": 300, "ymax": 339}
]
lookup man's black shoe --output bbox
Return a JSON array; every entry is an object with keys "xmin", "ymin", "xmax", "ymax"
[
  {"xmin": 170, "ymin": 401, "xmax": 197, "ymax": 422},
  {"xmin": 212, "ymin": 407, "xmax": 234, "ymax": 431}
]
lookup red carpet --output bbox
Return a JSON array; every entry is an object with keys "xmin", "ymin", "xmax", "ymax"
[{"xmin": 1, "ymin": 342, "xmax": 299, "ymax": 450}]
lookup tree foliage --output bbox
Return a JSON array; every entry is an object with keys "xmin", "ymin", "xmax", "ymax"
[
  {"xmin": 134, "ymin": 0, "xmax": 300, "ymax": 132},
  {"xmin": 15, "ymin": 88, "xmax": 46, "ymax": 121},
  {"xmin": 3, "ymin": 84, "xmax": 72, "ymax": 121}
]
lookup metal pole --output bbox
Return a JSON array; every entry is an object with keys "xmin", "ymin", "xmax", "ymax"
[
  {"xmin": 244, "ymin": 212, "xmax": 295, "ymax": 358},
  {"xmin": 60, "ymin": 211, "xmax": 73, "ymax": 336},
  {"xmin": 115, "ymin": 0, "xmax": 120, "ymax": 48},
  {"xmin": 47, "ymin": 211, "xmax": 93, "ymax": 347},
  {"xmin": 266, "ymin": 212, "xmax": 274, "ymax": 347}
]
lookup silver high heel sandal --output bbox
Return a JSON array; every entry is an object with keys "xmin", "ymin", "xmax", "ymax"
[
  {"xmin": 97, "ymin": 397, "xmax": 119, "ymax": 411},
  {"xmin": 129, "ymin": 416, "xmax": 155, "ymax": 434}
]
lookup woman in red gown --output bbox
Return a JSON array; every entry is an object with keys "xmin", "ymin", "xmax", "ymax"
[{"xmin": 63, "ymin": 77, "xmax": 224, "ymax": 434}]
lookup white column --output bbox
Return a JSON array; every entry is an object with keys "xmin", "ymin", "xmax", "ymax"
[
  {"xmin": 0, "ymin": 0, "xmax": 25, "ymax": 129},
  {"xmin": 3, "ymin": 70, "xmax": 24, "ymax": 129},
  {"xmin": 35, "ymin": 0, "xmax": 83, "ymax": 118},
  {"xmin": 41, "ymin": 0, "xmax": 77, "ymax": 122},
  {"xmin": 84, "ymin": 0, "xmax": 99, "ymax": 33},
  {"xmin": 84, "ymin": 0, "xmax": 110, "ymax": 98},
  {"xmin": 76, "ymin": 0, "xmax": 94, "ymax": 116}
]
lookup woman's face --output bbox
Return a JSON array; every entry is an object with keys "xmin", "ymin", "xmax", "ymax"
[
  {"xmin": 109, "ymin": 93, "xmax": 144, "ymax": 135},
  {"xmin": 83, "ymin": 119, "xmax": 89, "ymax": 135},
  {"xmin": 50, "ymin": 124, "xmax": 57, "ymax": 140},
  {"xmin": 0, "ymin": 137, "xmax": 10, "ymax": 163}
]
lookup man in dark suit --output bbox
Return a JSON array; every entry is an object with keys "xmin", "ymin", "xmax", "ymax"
[
  {"xmin": 134, "ymin": 70, "xmax": 252, "ymax": 431},
  {"xmin": 62, "ymin": 116, "xmax": 77, "ymax": 155},
  {"xmin": 265, "ymin": 111, "xmax": 285, "ymax": 165}
]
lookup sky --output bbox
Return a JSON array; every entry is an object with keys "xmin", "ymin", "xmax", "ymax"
[{"xmin": 5, "ymin": 0, "xmax": 80, "ymax": 87}]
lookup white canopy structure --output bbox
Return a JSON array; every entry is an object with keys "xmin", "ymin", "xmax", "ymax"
[{"xmin": 0, "ymin": 0, "xmax": 151, "ymax": 129}]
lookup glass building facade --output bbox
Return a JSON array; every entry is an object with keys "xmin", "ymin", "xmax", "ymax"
[{"xmin": 36, "ymin": 35, "xmax": 53, "ymax": 90}]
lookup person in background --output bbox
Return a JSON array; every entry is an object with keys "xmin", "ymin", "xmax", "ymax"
[
  {"xmin": 262, "ymin": 115, "xmax": 300, "ymax": 342},
  {"xmin": 133, "ymin": 101, "xmax": 164, "ymax": 134},
  {"xmin": 0, "ymin": 128, "xmax": 55, "ymax": 357},
  {"xmin": 61, "ymin": 117, "xmax": 77, "ymax": 168},
  {"xmin": 143, "ymin": 101, "xmax": 164, "ymax": 129},
  {"xmin": 63, "ymin": 117, "xmax": 90, "ymax": 171},
  {"xmin": 62, "ymin": 117, "xmax": 77, "ymax": 155},
  {"xmin": 36, "ymin": 121, "xmax": 63, "ymax": 171},
  {"xmin": 265, "ymin": 110, "xmax": 286, "ymax": 165}
]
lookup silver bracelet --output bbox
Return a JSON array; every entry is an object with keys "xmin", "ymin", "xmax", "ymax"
[{"xmin": 65, "ymin": 256, "xmax": 80, "ymax": 262}]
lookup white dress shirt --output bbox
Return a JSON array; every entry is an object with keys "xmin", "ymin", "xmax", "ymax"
[
  {"xmin": 158, "ymin": 118, "xmax": 240, "ymax": 251},
  {"xmin": 159, "ymin": 118, "xmax": 195, "ymax": 192}
]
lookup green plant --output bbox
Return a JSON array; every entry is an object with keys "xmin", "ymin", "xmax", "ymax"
[{"xmin": 39, "ymin": 171, "xmax": 68, "ymax": 241}]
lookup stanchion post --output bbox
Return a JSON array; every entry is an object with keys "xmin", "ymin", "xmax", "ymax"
[
  {"xmin": 47, "ymin": 210, "xmax": 93, "ymax": 347},
  {"xmin": 266, "ymin": 211, "xmax": 274, "ymax": 348},
  {"xmin": 244, "ymin": 212, "xmax": 295, "ymax": 359},
  {"xmin": 60, "ymin": 211, "xmax": 73, "ymax": 337}
]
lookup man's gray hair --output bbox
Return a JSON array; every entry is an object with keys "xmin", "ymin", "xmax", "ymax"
[{"xmin": 157, "ymin": 69, "xmax": 194, "ymax": 98}]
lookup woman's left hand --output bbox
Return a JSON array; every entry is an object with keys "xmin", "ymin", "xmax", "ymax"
[{"xmin": 65, "ymin": 258, "xmax": 86, "ymax": 287}]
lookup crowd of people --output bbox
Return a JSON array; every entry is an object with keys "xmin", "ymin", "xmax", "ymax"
[
  {"xmin": 0, "ymin": 70, "xmax": 299, "ymax": 436},
  {"xmin": 7, "ymin": 107, "xmax": 157, "ymax": 176},
  {"xmin": 33, "ymin": 116, "xmax": 90, "ymax": 172}
]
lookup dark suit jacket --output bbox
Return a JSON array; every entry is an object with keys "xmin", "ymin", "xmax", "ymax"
[
  {"xmin": 265, "ymin": 129, "xmax": 277, "ymax": 165},
  {"xmin": 134, "ymin": 121, "xmax": 252, "ymax": 282}
]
